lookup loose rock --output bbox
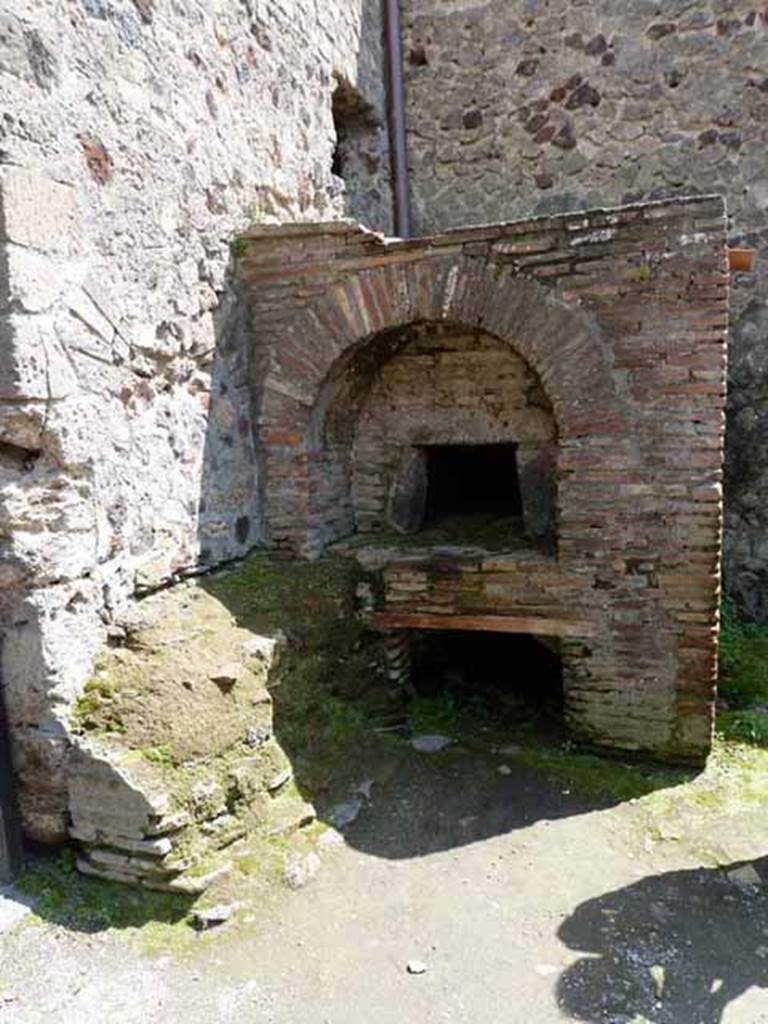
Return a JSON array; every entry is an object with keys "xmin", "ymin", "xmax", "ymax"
[
  {"xmin": 411, "ymin": 734, "xmax": 451, "ymax": 753},
  {"xmin": 356, "ymin": 779, "xmax": 375, "ymax": 800},
  {"xmin": 406, "ymin": 960, "xmax": 428, "ymax": 975},
  {"xmin": 192, "ymin": 901, "xmax": 239, "ymax": 930},
  {"xmin": 727, "ymin": 863, "xmax": 762, "ymax": 888},
  {"xmin": 284, "ymin": 852, "xmax": 321, "ymax": 890},
  {"xmin": 649, "ymin": 963, "xmax": 665, "ymax": 999},
  {"xmin": 328, "ymin": 798, "xmax": 363, "ymax": 830}
]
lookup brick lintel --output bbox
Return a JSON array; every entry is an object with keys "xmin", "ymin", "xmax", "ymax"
[{"xmin": 371, "ymin": 612, "xmax": 594, "ymax": 638}]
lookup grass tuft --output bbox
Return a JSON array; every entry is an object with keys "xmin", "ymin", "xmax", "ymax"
[{"xmin": 717, "ymin": 601, "xmax": 768, "ymax": 748}]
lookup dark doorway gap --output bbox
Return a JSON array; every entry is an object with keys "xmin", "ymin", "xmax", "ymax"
[
  {"xmin": 331, "ymin": 76, "xmax": 378, "ymax": 181},
  {"xmin": 0, "ymin": 639, "xmax": 24, "ymax": 881}
]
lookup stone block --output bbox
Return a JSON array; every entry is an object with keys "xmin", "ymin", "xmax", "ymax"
[
  {"xmin": 386, "ymin": 448, "xmax": 427, "ymax": 534},
  {"xmin": 0, "ymin": 166, "xmax": 78, "ymax": 257},
  {"xmin": 1, "ymin": 246, "xmax": 73, "ymax": 314},
  {"xmin": 0, "ymin": 313, "xmax": 78, "ymax": 401}
]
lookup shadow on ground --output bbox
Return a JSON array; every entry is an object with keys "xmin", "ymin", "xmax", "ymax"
[
  {"xmin": 198, "ymin": 552, "xmax": 694, "ymax": 862},
  {"xmin": 310, "ymin": 739, "xmax": 682, "ymax": 861},
  {"xmin": 556, "ymin": 856, "xmax": 768, "ymax": 1024}
]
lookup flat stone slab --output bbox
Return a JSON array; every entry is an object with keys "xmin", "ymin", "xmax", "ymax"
[{"xmin": 726, "ymin": 864, "xmax": 763, "ymax": 888}]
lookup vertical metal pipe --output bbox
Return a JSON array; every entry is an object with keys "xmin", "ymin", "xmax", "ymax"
[
  {"xmin": 0, "ymin": 654, "xmax": 23, "ymax": 882},
  {"xmin": 384, "ymin": 0, "xmax": 412, "ymax": 238}
]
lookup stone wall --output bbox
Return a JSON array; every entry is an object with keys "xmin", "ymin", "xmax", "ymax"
[
  {"xmin": 0, "ymin": 0, "xmax": 390, "ymax": 842},
  {"xmin": 399, "ymin": 0, "xmax": 768, "ymax": 621}
]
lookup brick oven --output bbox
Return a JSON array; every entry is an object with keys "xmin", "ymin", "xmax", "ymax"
[{"xmin": 239, "ymin": 196, "xmax": 728, "ymax": 764}]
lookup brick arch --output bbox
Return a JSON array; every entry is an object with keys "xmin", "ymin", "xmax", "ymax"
[{"xmin": 257, "ymin": 257, "xmax": 623, "ymax": 555}]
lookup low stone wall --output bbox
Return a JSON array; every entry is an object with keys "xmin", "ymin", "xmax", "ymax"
[
  {"xmin": 64, "ymin": 552, "xmax": 390, "ymax": 887},
  {"xmin": 66, "ymin": 579, "xmax": 312, "ymax": 890}
]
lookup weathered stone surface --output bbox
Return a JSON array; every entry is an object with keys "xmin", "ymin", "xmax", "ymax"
[
  {"xmin": 283, "ymin": 851, "xmax": 321, "ymax": 890},
  {"xmin": 411, "ymin": 734, "xmax": 452, "ymax": 753},
  {"xmin": 724, "ymin": 299, "xmax": 768, "ymax": 621},
  {"xmin": 386, "ymin": 449, "xmax": 428, "ymax": 534},
  {"xmin": 192, "ymin": 902, "xmax": 240, "ymax": 930},
  {"xmin": 61, "ymin": 578, "xmax": 323, "ymax": 889},
  {"xmin": 328, "ymin": 798, "xmax": 363, "ymax": 830},
  {"xmin": 68, "ymin": 741, "xmax": 170, "ymax": 842},
  {"xmin": 0, "ymin": 0, "xmax": 391, "ymax": 846},
  {"xmin": 0, "ymin": 166, "xmax": 78, "ymax": 255}
]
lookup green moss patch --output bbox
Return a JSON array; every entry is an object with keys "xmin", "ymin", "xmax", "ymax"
[
  {"xmin": 68, "ymin": 554, "xmax": 397, "ymax": 885},
  {"xmin": 203, "ymin": 554, "xmax": 395, "ymax": 794},
  {"xmin": 16, "ymin": 848, "xmax": 196, "ymax": 955},
  {"xmin": 336, "ymin": 514, "xmax": 549, "ymax": 554},
  {"xmin": 718, "ymin": 603, "xmax": 768, "ymax": 710},
  {"xmin": 72, "ymin": 582, "xmax": 273, "ymax": 765},
  {"xmin": 717, "ymin": 603, "xmax": 768, "ymax": 750}
]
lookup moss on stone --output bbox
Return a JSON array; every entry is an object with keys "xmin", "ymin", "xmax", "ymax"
[
  {"xmin": 336, "ymin": 514, "xmax": 545, "ymax": 554},
  {"xmin": 203, "ymin": 553, "xmax": 394, "ymax": 769},
  {"xmin": 16, "ymin": 848, "xmax": 197, "ymax": 954},
  {"xmin": 71, "ymin": 581, "xmax": 274, "ymax": 764},
  {"xmin": 68, "ymin": 553, "xmax": 396, "ymax": 891}
]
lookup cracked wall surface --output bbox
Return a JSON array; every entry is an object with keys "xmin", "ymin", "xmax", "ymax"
[{"xmin": 0, "ymin": 0, "xmax": 389, "ymax": 843}]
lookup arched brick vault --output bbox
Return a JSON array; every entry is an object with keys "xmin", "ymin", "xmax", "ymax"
[
  {"xmin": 310, "ymin": 319, "xmax": 560, "ymax": 547},
  {"xmin": 256, "ymin": 261, "xmax": 626, "ymax": 555},
  {"xmin": 239, "ymin": 197, "xmax": 728, "ymax": 764}
]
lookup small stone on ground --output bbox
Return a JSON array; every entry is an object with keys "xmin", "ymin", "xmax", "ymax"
[
  {"xmin": 284, "ymin": 852, "xmax": 321, "ymax": 890},
  {"xmin": 727, "ymin": 864, "xmax": 762, "ymax": 888},
  {"xmin": 406, "ymin": 960, "xmax": 428, "ymax": 975},
  {"xmin": 192, "ymin": 902, "xmax": 240, "ymax": 930},
  {"xmin": 328, "ymin": 798, "xmax": 363, "ymax": 829},
  {"xmin": 318, "ymin": 827, "xmax": 345, "ymax": 847},
  {"xmin": 411, "ymin": 734, "xmax": 451, "ymax": 753}
]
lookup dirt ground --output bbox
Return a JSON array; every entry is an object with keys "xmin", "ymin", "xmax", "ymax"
[{"xmin": 1, "ymin": 743, "xmax": 767, "ymax": 1024}]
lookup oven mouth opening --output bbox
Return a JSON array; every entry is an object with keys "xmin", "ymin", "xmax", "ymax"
[{"xmin": 423, "ymin": 443, "xmax": 523, "ymax": 526}]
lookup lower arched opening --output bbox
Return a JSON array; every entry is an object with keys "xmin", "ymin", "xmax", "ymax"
[{"xmin": 389, "ymin": 628, "xmax": 564, "ymax": 742}]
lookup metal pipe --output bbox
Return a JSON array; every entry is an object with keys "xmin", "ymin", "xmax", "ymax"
[
  {"xmin": 384, "ymin": 0, "xmax": 412, "ymax": 237},
  {"xmin": 0, "ymin": 655, "xmax": 23, "ymax": 881}
]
